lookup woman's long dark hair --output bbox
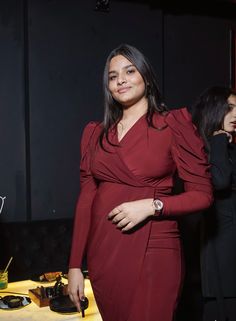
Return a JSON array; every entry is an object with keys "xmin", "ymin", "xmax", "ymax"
[
  {"xmin": 191, "ymin": 86, "xmax": 236, "ymax": 152},
  {"xmin": 100, "ymin": 43, "xmax": 168, "ymax": 146}
]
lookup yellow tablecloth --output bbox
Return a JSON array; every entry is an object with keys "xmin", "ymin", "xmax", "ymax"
[{"xmin": 0, "ymin": 278, "xmax": 102, "ymax": 320}]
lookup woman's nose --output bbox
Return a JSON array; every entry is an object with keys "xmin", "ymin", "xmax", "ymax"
[{"xmin": 117, "ymin": 75, "xmax": 127, "ymax": 85}]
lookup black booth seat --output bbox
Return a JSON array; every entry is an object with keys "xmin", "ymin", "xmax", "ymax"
[{"xmin": 0, "ymin": 219, "xmax": 74, "ymax": 282}]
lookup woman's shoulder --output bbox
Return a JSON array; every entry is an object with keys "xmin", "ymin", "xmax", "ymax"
[
  {"xmin": 154, "ymin": 107, "xmax": 205, "ymax": 149},
  {"xmin": 83, "ymin": 120, "xmax": 102, "ymax": 131},
  {"xmin": 82, "ymin": 121, "xmax": 102, "ymax": 137},
  {"xmin": 160, "ymin": 108, "xmax": 209, "ymax": 169},
  {"xmin": 161, "ymin": 107, "xmax": 196, "ymax": 133},
  {"xmin": 153, "ymin": 107, "xmax": 192, "ymax": 130},
  {"xmin": 165, "ymin": 107, "xmax": 192, "ymax": 124},
  {"xmin": 81, "ymin": 121, "xmax": 102, "ymax": 150}
]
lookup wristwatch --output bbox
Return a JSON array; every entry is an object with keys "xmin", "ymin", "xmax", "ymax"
[{"xmin": 152, "ymin": 199, "xmax": 164, "ymax": 216}]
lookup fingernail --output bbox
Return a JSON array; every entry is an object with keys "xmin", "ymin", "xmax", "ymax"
[{"xmin": 80, "ymin": 296, "xmax": 85, "ymax": 301}]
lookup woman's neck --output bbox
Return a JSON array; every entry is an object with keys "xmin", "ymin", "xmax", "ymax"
[{"xmin": 122, "ymin": 97, "xmax": 148, "ymax": 121}]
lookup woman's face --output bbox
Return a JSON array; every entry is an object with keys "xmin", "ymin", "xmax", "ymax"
[
  {"xmin": 108, "ymin": 55, "xmax": 146, "ymax": 107},
  {"xmin": 223, "ymin": 94, "xmax": 236, "ymax": 133}
]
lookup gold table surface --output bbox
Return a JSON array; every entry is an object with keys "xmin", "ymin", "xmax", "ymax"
[{"xmin": 0, "ymin": 278, "xmax": 102, "ymax": 320}]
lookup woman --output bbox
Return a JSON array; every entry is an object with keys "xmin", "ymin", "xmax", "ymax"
[
  {"xmin": 68, "ymin": 44, "xmax": 213, "ymax": 321},
  {"xmin": 191, "ymin": 86, "xmax": 236, "ymax": 321}
]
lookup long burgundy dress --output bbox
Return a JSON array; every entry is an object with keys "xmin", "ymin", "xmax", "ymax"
[{"xmin": 69, "ymin": 107, "xmax": 213, "ymax": 321}]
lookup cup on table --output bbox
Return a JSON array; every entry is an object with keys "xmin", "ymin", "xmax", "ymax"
[{"xmin": 0, "ymin": 270, "xmax": 8, "ymax": 289}]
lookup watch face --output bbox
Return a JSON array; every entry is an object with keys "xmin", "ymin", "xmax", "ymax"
[{"xmin": 153, "ymin": 199, "xmax": 163, "ymax": 211}]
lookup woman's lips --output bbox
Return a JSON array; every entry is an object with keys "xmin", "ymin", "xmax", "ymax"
[
  {"xmin": 117, "ymin": 87, "xmax": 130, "ymax": 94},
  {"xmin": 230, "ymin": 121, "xmax": 236, "ymax": 127}
]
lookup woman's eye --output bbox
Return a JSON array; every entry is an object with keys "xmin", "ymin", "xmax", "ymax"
[
  {"xmin": 109, "ymin": 75, "xmax": 116, "ymax": 81},
  {"xmin": 127, "ymin": 69, "xmax": 135, "ymax": 74},
  {"xmin": 228, "ymin": 103, "xmax": 236, "ymax": 109}
]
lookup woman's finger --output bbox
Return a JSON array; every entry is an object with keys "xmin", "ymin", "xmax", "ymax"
[
  {"xmin": 116, "ymin": 217, "xmax": 129, "ymax": 228},
  {"xmin": 108, "ymin": 208, "xmax": 121, "ymax": 219},
  {"xmin": 121, "ymin": 222, "xmax": 134, "ymax": 232}
]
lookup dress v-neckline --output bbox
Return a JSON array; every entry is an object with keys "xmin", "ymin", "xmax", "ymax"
[{"xmin": 117, "ymin": 113, "xmax": 147, "ymax": 144}]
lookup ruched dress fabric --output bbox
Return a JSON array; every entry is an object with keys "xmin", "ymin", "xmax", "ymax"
[{"xmin": 69, "ymin": 107, "xmax": 213, "ymax": 321}]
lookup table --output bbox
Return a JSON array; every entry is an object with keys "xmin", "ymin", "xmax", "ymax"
[{"xmin": 0, "ymin": 279, "xmax": 102, "ymax": 320}]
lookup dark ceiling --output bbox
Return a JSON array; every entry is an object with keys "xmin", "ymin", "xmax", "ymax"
[{"xmin": 115, "ymin": 0, "xmax": 236, "ymax": 18}]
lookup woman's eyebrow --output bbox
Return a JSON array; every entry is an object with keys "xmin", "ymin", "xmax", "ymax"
[
  {"xmin": 228, "ymin": 103, "xmax": 236, "ymax": 107},
  {"xmin": 108, "ymin": 64, "xmax": 134, "ymax": 74}
]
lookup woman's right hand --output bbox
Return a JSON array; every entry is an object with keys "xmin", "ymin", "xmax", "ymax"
[{"xmin": 67, "ymin": 268, "xmax": 85, "ymax": 312}]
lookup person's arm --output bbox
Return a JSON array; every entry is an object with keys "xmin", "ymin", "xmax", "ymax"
[
  {"xmin": 69, "ymin": 121, "xmax": 99, "ymax": 268},
  {"xmin": 68, "ymin": 122, "xmax": 100, "ymax": 311},
  {"xmin": 156, "ymin": 108, "xmax": 213, "ymax": 217},
  {"xmin": 108, "ymin": 108, "xmax": 213, "ymax": 231},
  {"xmin": 208, "ymin": 133, "xmax": 232, "ymax": 190}
]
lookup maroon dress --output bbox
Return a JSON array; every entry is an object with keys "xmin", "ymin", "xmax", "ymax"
[{"xmin": 69, "ymin": 107, "xmax": 213, "ymax": 321}]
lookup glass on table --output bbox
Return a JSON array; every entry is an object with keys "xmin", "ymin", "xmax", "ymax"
[{"xmin": 0, "ymin": 270, "xmax": 8, "ymax": 289}]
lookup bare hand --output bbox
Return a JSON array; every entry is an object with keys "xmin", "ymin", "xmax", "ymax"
[
  {"xmin": 213, "ymin": 129, "xmax": 233, "ymax": 142},
  {"xmin": 107, "ymin": 199, "xmax": 154, "ymax": 232},
  {"xmin": 67, "ymin": 268, "xmax": 85, "ymax": 312}
]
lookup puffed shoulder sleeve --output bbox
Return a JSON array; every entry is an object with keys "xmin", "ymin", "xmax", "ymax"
[
  {"xmin": 160, "ymin": 107, "xmax": 213, "ymax": 216},
  {"xmin": 80, "ymin": 121, "xmax": 100, "ymax": 184},
  {"xmin": 69, "ymin": 121, "xmax": 100, "ymax": 268}
]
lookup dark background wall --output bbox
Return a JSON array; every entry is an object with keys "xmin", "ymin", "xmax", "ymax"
[
  {"xmin": 0, "ymin": 0, "xmax": 26, "ymax": 222},
  {"xmin": 0, "ymin": 0, "xmax": 235, "ymax": 223},
  {"xmin": 27, "ymin": 0, "xmax": 163, "ymax": 221},
  {"xmin": 0, "ymin": 0, "xmax": 236, "ymax": 319}
]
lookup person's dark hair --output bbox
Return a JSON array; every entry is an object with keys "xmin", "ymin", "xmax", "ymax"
[
  {"xmin": 191, "ymin": 86, "xmax": 236, "ymax": 151},
  {"xmin": 100, "ymin": 43, "xmax": 168, "ymax": 147}
]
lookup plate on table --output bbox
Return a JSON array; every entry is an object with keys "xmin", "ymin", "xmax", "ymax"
[
  {"xmin": 31, "ymin": 271, "xmax": 63, "ymax": 283},
  {"xmin": 0, "ymin": 295, "xmax": 31, "ymax": 310}
]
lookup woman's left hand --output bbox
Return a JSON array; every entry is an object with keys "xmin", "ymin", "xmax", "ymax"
[{"xmin": 107, "ymin": 199, "xmax": 154, "ymax": 231}]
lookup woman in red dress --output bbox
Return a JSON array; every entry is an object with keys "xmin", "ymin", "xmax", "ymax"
[{"xmin": 68, "ymin": 44, "xmax": 213, "ymax": 321}]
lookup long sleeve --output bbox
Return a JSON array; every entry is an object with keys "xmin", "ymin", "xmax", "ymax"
[
  {"xmin": 209, "ymin": 134, "xmax": 232, "ymax": 190},
  {"xmin": 159, "ymin": 108, "xmax": 213, "ymax": 216},
  {"xmin": 69, "ymin": 121, "xmax": 100, "ymax": 268}
]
